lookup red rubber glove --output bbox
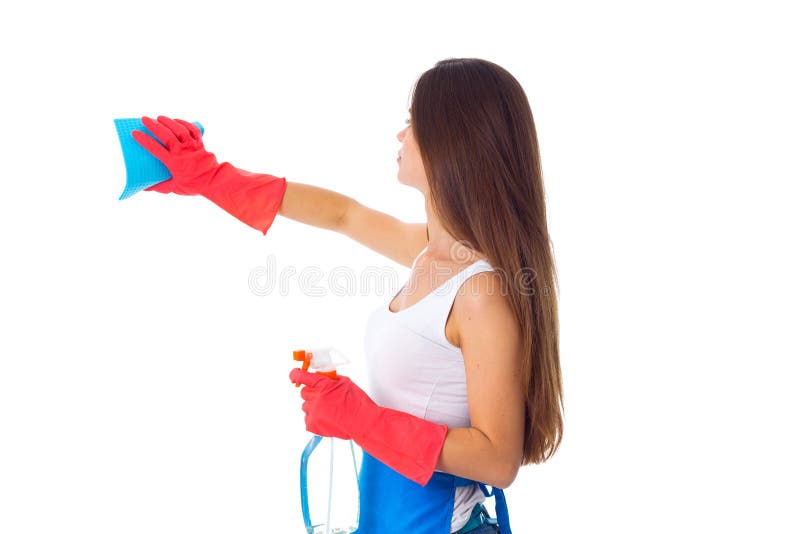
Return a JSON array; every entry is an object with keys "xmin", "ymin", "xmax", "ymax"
[
  {"xmin": 132, "ymin": 115, "xmax": 287, "ymax": 235},
  {"xmin": 290, "ymin": 368, "xmax": 448, "ymax": 486}
]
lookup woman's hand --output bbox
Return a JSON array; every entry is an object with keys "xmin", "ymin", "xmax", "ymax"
[
  {"xmin": 289, "ymin": 368, "xmax": 448, "ymax": 486},
  {"xmin": 132, "ymin": 115, "xmax": 220, "ymax": 195},
  {"xmin": 290, "ymin": 369, "xmax": 373, "ymax": 440}
]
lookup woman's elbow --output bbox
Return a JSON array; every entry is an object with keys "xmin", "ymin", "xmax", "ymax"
[{"xmin": 488, "ymin": 459, "xmax": 520, "ymax": 490}]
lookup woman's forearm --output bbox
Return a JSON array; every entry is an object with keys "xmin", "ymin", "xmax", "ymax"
[
  {"xmin": 437, "ymin": 427, "xmax": 522, "ymax": 489},
  {"xmin": 277, "ymin": 181, "xmax": 354, "ymax": 232}
]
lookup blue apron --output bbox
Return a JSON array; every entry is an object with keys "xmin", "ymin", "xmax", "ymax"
[{"xmin": 354, "ymin": 452, "xmax": 511, "ymax": 534}]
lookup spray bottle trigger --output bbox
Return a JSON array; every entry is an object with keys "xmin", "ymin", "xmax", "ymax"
[
  {"xmin": 292, "ymin": 348, "xmax": 345, "ymax": 387},
  {"xmin": 292, "ymin": 349, "xmax": 313, "ymax": 387},
  {"xmin": 317, "ymin": 370, "xmax": 338, "ymax": 380}
]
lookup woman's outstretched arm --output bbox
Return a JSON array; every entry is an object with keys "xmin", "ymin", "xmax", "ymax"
[
  {"xmin": 278, "ymin": 181, "xmax": 427, "ymax": 267},
  {"xmin": 277, "ymin": 181, "xmax": 353, "ymax": 231}
]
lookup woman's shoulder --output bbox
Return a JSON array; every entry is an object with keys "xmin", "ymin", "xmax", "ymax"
[{"xmin": 449, "ymin": 269, "xmax": 518, "ymax": 348}]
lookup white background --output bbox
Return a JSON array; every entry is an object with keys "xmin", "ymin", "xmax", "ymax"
[{"xmin": 1, "ymin": 1, "xmax": 798, "ymax": 532}]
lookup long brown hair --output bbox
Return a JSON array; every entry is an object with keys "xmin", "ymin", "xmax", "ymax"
[{"xmin": 410, "ymin": 58, "xmax": 563, "ymax": 464}]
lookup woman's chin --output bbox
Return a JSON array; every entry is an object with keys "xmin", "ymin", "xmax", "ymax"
[{"xmin": 396, "ymin": 173, "xmax": 424, "ymax": 193}]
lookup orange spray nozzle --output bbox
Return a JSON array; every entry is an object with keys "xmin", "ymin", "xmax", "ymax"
[
  {"xmin": 292, "ymin": 349, "xmax": 338, "ymax": 387},
  {"xmin": 293, "ymin": 350, "xmax": 311, "ymax": 370}
]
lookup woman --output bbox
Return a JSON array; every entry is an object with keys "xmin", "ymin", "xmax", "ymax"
[{"xmin": 134, "ymin": 57, "xmax": 563, "ymax": 534}]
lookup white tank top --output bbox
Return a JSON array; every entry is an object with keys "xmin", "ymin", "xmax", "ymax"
[{"xmin": 363, "ymin": 246, "xmax": 495, "ymax": 532}]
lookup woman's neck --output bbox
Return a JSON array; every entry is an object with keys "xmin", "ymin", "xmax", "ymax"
[{"xmin": 423, "ymin": 194, "xmax": 485, "ymax": 264}]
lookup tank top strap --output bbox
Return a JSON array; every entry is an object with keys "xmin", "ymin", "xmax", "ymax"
[
  {"xmin": 411, "ymin": 245, "xmax": 428, "ymax": 268},
  {"xmin": 419, "ymin": 258, "xmax": 495, "ymax": 349}
]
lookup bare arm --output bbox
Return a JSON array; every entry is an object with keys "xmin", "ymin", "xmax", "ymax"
[
  {"xmin": 277, "ymin": 181, "xmax": 427, "ymax": 267},
  {"xmin": 277, "ymin": 181, "xmax": 352, "ymax": 232}
]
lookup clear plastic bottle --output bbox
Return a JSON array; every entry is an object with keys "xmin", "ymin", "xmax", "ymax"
[{"xmin": 293, "ymin": 348, "xmax": 360, "ymax": 534}]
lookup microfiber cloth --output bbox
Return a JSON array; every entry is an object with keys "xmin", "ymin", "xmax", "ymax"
[{"xmin": 113, "ymin": 118, "xmax": 204, "ymax": 200}]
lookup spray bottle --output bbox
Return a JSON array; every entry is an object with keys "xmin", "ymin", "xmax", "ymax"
[{"xmin": 293, "ymin": 348, "xmax": 360, "ymax": 534}]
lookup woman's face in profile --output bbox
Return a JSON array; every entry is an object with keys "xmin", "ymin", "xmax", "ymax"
[{"xmin": 396, "ymin": 116, "xmax": 427, "ymax": 193}]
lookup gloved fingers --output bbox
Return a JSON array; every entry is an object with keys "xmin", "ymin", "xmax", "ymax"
[
  {"xmin": 157, "ymin": 116, "xmax": 192, "ymax": 144},
  {"xmin": 304, "ymin": 415, "xmax": 327, "ymax": 437},
  {"xmin": 290, "ymin": 368, "xmax": 328, "ymax": 388},
  {"xmin": 141, "ymin": 116, "xmax": 179, "ymax": 150},
  {"xmin": 304, "ymin": 414, "xmax": 317, "ymax": 434},
  {"xmin": 300, "ymin": 387, "xmax": 316, "ymax": 401},
  {"xmin": 144, "ymin": 180, "xmax": 174, "ymax": 193},
  {"xmin": 175, "ymin": 118, "xmax": 203, "ymax": 144},
  {"xmin": 132, "ymin": 129, "xmax": 171, "ymax": 164}
]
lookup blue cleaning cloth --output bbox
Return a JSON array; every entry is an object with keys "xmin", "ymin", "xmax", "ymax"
[{"xmin": 114, "ymin": 118, "xmax": 204, "ymax": 200}]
